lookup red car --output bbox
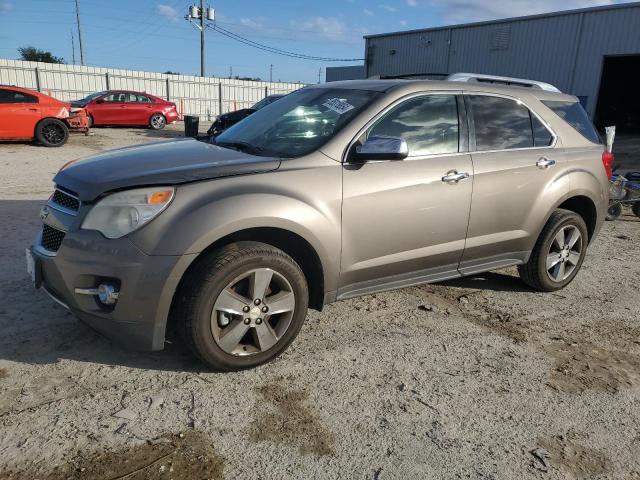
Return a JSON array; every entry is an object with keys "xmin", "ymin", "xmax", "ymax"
[
  {"xmin": 71, "ymin": 90, "xmax": 179, "ymax": 130},
  {"xmin": 0, "ymin": 85, "xmax": 89, "ymax": 147}
]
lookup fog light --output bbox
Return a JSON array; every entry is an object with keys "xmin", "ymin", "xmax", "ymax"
[{"xmin": 97, "ymin": 283, "xmax": 119, "ymax": 305}]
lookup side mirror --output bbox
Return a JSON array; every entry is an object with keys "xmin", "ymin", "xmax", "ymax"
[
  {"xmin": 95, "ymin": 98, "xmax": 104, "ymax": 104},
  {"xmin": 352, "ymin": 136, "xmax": 409, "ymax": 162}
]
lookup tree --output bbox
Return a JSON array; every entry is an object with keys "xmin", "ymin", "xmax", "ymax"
[
  {"xmin": 18, "ymin": 46, "xmax": 65, "ymax": 64},
  {"xmin": 164, "ymin": 70, "xmax": 181, "ymax": 75}
]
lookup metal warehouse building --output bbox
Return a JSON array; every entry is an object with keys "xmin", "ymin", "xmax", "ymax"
[{"xmin": 361, "ymin": 2, "xmax": 640, "ymax": 132}]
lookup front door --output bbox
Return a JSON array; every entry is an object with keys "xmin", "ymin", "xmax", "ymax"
[
  {"xmin": 91, "ymin": 92, "xmax": 127, "ymax": 125},
  {"xmin": 0, "ymin": 88, "xmax": 41, "ymax": 138},
  {"xmin": 339, "ymin": 93, "xmax": 473, "ymax": 297}
]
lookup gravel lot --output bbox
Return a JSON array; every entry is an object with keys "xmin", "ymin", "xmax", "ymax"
[{"xmin": 1, "ymin": 125, "xmax": 639, "ymax": 479}]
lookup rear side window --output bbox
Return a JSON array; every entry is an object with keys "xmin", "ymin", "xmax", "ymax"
[
  {"xmin": 542, "ymin": 100, "xmax": 601, "ymax": 144},
  {"xmin": 532, "ymin": 115, "xmax": 553, "ymax": 147},
  {"xmin": 0, "ymin": 89, "xmax": 38, "ymax": 104},
  {"xmin": 368, "ymin": 94, "xmax": 459, "ymax": 156},
  {"xmin": 468, "ymin": 95, "xmax": 533, "ymax": 150}
]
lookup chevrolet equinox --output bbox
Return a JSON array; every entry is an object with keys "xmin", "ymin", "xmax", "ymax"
[{"xmin": 28, "ymin": 74, "xmax": 611, "ymax": 370}]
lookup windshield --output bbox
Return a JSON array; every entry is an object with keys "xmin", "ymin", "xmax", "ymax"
[
  {"xmin": 251, "ymin": 95, "xmax": 282, "ymax": 111},
  {"xmin": 215, "ymin": 88, "xmax": 381, "ymax": 158}
]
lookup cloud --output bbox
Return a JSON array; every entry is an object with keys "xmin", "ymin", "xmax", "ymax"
[
  {"xmin": 379, "ymin": 4, "xmax": 398, "ymax": 12},
  {"xmin": 400, "ymin": 19, "xmax": 408, "ymax": 25},
  {"xmin": 157, "ymin": 4, "xmax": 179, "ymax": 21},
  {"xmin": 0, "ymin": 1, "xmax": 13, "ymax": 12},
  {"xmin": 363, "ymin": 8, "xmax": 375, "ymax": 16},
  {"xmin": 289, "ymin": 16, "xmax": 347, "ymax": 41},
  {"xmin": 407, "ymin": 0, "xmax": 418, "ymax": 6},
  {"xmin": 428, "ymin": 0, "xmax": 615, "ymax": 23}
]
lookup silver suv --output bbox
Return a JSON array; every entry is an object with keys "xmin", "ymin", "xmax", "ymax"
[{"xmin": 29, "ymin": 74, "xmax": 611, "ymax": 370}]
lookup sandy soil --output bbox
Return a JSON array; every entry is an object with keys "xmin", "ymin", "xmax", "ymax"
[{"xmin": 0, "ymin": 126, "xmax": 639, "ymax": 479}]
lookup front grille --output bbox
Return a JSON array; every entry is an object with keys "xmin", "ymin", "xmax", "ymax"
[
  {"xmin": 51, "ymin": 188, "xmax": 80, "ymax": 212},
  {"xmin": 41, "ymin": 224, "xmax": 66, "ymax": 252}
]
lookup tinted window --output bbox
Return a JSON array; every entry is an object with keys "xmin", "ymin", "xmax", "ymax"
[
  {"xmin": 468, "ymin": 95, "xmax": 533, "ymax": 150},
  {"xmin": 0, "ymin": 89, "xmax": 38, "ymax": 104},
  {"xmin": 368, "ymin": 95, "xmax": 459, "ymax": 156},
  {"xmin": 532, "ymin": 115, "xmax": 553, "ymax": 147},
  {"xmin": 542, "ymin": 100, "xmax": 601, "ymax": 144}
]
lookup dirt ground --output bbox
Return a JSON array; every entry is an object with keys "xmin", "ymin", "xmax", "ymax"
[{"xmin": 1, "ymin": 125, "xmax": 639, "ymax": 479}]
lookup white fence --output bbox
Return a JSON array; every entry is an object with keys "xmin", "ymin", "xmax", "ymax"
[{"xmin": 0, "ymin": 59, "xmax": 304, "ymax": 120}]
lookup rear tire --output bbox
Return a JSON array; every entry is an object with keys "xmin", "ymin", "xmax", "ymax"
[
  {"xmin": 518, "ymin": 209, "xmax": 588, "ymax": 292},
  {"xmin": 87, "ymin": 114, "xmax": 94, "ymax": 128},
  {"xmin": 149, "ymin": 113, "xmax": 166, "ymax": 130},
  {"xmin": 35, "ymin": 118, "xmax": 69, "ymax": 147},
  {"xmin": 174, "ymin": 242, "xmax": 309, "ymax": 371},
  {"xmin": 606, "ymin": 203, "xmax": 623, "ymax": 221}
]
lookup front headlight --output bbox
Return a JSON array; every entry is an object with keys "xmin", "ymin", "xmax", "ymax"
[{"xmin": 82, "ymin": 187, "xmax": 174, "ymax": 239}]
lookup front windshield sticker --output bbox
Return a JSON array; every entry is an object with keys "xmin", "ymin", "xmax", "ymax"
[{"xmin": 322, "ymin": 98, "xmax": 355, "ymax": 115}]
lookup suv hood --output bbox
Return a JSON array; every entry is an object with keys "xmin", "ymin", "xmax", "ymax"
[{"xmin": 54, "ymin": 138, "xmax": 281, "ymax": 201}]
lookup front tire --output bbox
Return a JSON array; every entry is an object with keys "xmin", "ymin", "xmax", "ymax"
[
  {"xmin": 175, "ymin": 242, "xmax": 309, "ymax": 371},
  {"xmin": 518, "ymin": 209, "xmax": 588, "ymax": 292},
  {"xmin": 35, "ymin": 118, "xmax": 69, "ymax": 147},
  {"xmin": 606, "ymin": 203, "xmax": 623, "ymax": 221},
  {"xmin": 149, "ymin": 113, "xmax": 166, "ymax": 130}
]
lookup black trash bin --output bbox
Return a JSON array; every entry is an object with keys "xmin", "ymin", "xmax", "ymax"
[{"xmin": 184, "ymin": 115, "xmax": 199, "ymax": 137}]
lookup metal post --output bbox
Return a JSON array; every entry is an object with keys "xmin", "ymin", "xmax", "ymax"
[
  {"xmin": 166, "ymin": 77, "xmax": 170, "ymax": 101},
  {"xmin": 71, "ymin": 29, "xmax": 76, "ymax": 65},
  {"xmin": 34, "ymin": 67, "xmax": 41, "ymax": 92},
  {"xmin": 200, "ymin": 0, "xmax": 205, "ymax": 77},
  {"xmin": 269, "ymin": 64, "xmax": 273, "ymax": 82},
  {"xmin": 264, "ymin": 86, "xmax": 268, "ymax": 98},
  {"xmin": 75, "ymin": 0, "xmax": 85, "ymax": 65},
  {"xmin": 218, "ymin": 83, "xmax": 223, "ymax": 114},
  {"xmin": 105, "ymin": 72, "xmax": 110, "ymax": 90}
]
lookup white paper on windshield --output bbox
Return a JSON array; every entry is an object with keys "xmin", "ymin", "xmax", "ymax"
[{"xmin": 323, "ymin": 98, "xmax": 355, "ymax": 115}]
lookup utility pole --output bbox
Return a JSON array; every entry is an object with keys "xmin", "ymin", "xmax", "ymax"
[
  {"xmin": 74, "ymin": 0, "xmax": 85, "ymax": 65},
  {"xmin": 185, "ymin": 4, "xmax": 214, "ymax": 77},
  {"xmin": 229, "ymin": 66, "xmax": 232, "ymax": 78},
  {"xmin": 71, "ymin": 29, "xmax": 76, "ymax": 65},
  {"xmin": 269, "ymin": 64, "xmax": 273, "ymax": 82},
  {"xmin": 318, "ymin": 67, "xmax": 322, "ymax": 84},
  {"xmin": 199, "ymin": 0, "xmax": 205, "ymax": 77}
]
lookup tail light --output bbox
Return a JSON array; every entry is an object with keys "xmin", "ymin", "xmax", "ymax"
[
  {"xmin": 169, "ymin": 102, "xmax": 177, "ymax": 109},
  {"xmin": 602, "ymin": 151, "xmax": 614, "ymax": 179}
]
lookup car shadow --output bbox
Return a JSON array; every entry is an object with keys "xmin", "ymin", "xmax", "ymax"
[
  {"xmin": 437, "ymin": 270, "xmax": 532, "ymax": 293},
  {"xmin": 0, "ymin": 199, "xmax": 201, "ymax": 372}
]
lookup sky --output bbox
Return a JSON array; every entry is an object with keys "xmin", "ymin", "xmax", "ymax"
[{"xmin": 0, "ymin": 0, "xmax": 633, "ymax": 84}]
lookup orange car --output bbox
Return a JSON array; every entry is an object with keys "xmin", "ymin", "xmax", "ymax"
[{"xmin": 0, "ymin": 85, "xmax": 89, "ymax": 147}]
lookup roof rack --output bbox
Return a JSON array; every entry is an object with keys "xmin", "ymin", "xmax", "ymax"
[{"xmin": 446, "ymin": 73, "xmax": 561, "ymax": 93}]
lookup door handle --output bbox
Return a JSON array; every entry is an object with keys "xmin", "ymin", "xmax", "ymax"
[
  {"xmin": 28, "ymin": 108, "xmax": 38, "ymax": 111},
  {"xmin": 442, "ymin": 170, "xmax": 470, "ymax": 184},
  {"xmin": 536, "ymin": 157, "xmax": 556, "ymax": 169}
]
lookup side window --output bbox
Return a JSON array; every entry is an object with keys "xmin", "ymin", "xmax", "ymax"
[
  {"xmin": 103, "ymin": 93, "xmax": 126, "ymax": 103},
  {"xmin": 542, "ymin": 100, "xmax": 601, "ymax": 144},
  {"xmin": 367, "ymin": 95, "xmax": 459, "ymax": 156},
  {"xmin": 532, "ymin": 115, "xmax": 553, "ymax": 147},
  {"xmin": 0, "ymin": 89, "xmax": 38, "ymax": 104},
  {"xmin": 468, "ymin": 95, "xmax": 533, "ymax": 150}
]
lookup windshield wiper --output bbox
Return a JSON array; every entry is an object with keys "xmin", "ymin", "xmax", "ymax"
[{"xmin": 214, "ymin": 140, "xmax": 264, "ymax": 156}]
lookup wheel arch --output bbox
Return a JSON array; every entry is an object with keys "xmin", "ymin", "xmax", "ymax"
[
  {"xmin": 556, "ymin": 195, "xmax": 598, "ymax": 242},
  {"xmin": 164, "ymin": 226, "xmax": 326, "ymax": 343}
]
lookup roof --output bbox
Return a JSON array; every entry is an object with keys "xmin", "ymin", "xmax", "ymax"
[
  {"xmin": 308, "ymin": 78, "xmax": 576, "ymax": 101},
  {"xmin": 364, "ymin": 1, "xmax": 640, "ymax": 39}
]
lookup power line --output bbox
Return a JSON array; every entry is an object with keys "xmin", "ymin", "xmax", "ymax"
[{"xmin": 209, "ymin": 24, "xmax": 364, "ymax": 62}]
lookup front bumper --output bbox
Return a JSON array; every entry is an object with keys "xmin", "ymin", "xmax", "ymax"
[{"xmin": 32, "ymin": 228, "xmax": 196, "ymax": 351}]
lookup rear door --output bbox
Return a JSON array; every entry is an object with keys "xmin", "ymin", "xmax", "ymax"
[
  {"xmin": 340, "ymin": 93, "xmax": 473, "ymax": 295},
  {"xmin": 459, "ymin": 93, "xmax": 567, "ymax": 273},
  {"xmin": 123, "ymin": 92, "xmax": 155, "ymax": 125},
  {"xmin": 0, "ymin": 88, "xmax": 41, "ymax": 138}
]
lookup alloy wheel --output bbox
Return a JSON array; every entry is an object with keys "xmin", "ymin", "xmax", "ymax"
[
  {"xmin": 42, "ymin": 123, "xmax": 65, "ymax": 144},
  {"xmin": 210, "ymin": 268, "xmax": 296, "ymax": 356},
  {"xmin": 545, "ymin": 225, "xmax": 582, "ymax": 282},
  {"xmin": 151, "ymin": 114, "xmax": 165, "ymax": 129}
]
